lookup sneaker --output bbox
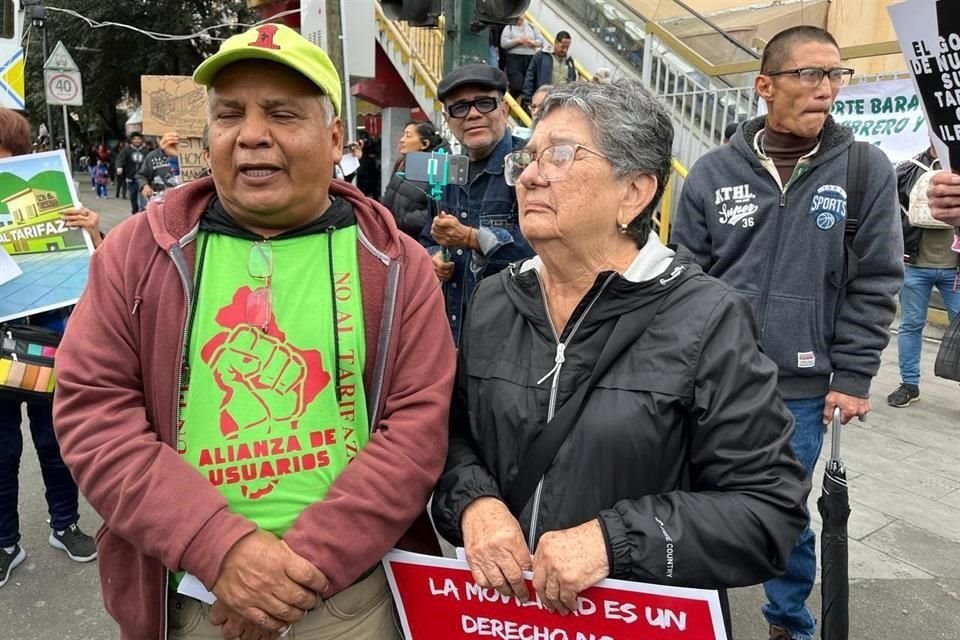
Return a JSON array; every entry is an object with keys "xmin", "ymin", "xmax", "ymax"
[
  {"xmin": 886, "ymin": 383, "xmax": 920, "ymax": 408},
  {"xmin": 0, "ymin": 545, "xmax": 26, "ymax": 588},
  {"xmin": 49, "ymin": 524, "xmax": 97, "ymax": 562},
  {"xmin": 769, "ymin": 625, "xmax": 791, "ymax": 640}
]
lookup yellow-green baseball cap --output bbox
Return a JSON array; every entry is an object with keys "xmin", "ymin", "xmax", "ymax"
[{"xmin": 193, "ymin": 23, "xmax": 342, "ymax": 116}]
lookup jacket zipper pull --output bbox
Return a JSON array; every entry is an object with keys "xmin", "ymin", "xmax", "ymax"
[
  {"xmin": 779, "ymin": 191, "xmax": 787, "ymax": 207},
  {"xmin": 131, "ymin": 296, "xmax": 143, "ymax": 316},
  {"xmin": 536, "ymin": 342, "xmax": 566, "ymax": 385}
]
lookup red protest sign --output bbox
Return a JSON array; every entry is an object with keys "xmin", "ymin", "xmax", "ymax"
[{"xmin": 383, "ymin": 551, "xmax": 728, "ymax": 640}]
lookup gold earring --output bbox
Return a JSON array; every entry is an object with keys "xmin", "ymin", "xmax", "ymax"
[{"xmin": 618, "ymin": 222, "xmax": 629, "ymax": 234}]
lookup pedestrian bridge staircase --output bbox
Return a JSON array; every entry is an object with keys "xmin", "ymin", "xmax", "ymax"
[{"xmin": 372, "ymin": 0, "xmax": 777, "ymax": 239}]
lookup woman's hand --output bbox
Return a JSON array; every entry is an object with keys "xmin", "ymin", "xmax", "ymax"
[
  {"xmin": 462, "ymin": 497, "xmax": 533, "ymax": 602},
  {"xmin": 62, "ymin": 207, "xmax": 103, "ymax": 248},
  {"xmin": 210, "ymin": 600, "xmax": 282, "ymax": 640},
  {"xmin": 532, "ymin": 519, "xmax": 609, "ymax": 615}
]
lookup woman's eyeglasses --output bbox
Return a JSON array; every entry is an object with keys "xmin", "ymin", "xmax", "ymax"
[
  {"xmin": 765, "ymin": 67, "xmax": 855, "ymax": 88},
  {"xmin": 246, "ymin": 241, "xmax": 273, "ymax": 331},
  {"xmin": 504, "ymin": 143, "xmax": 608, "ymax": 187},
  {"xmin": 445, "ymin": 97, "xmax": 501, "ymax": 119}
]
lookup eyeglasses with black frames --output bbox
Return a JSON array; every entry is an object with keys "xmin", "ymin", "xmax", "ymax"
[
  {"xmin": 445, "ymin": 97, "xmax": 501, "ymax": 119},
  {"xmin": 765, "ymin": 67, "xmax": 855, "ymax": 87}
]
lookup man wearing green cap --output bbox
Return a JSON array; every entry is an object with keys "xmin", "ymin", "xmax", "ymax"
[{"xmin": 54, "ymin": 23, "xmax": 455, "ymax": 640}]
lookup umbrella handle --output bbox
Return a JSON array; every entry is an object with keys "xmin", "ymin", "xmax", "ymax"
[{"xmin": 831, "ymin": 406, "xmax": 842, "ymax": 459}]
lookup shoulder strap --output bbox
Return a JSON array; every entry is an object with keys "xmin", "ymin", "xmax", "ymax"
[
  {"xmin": 505, "ymin": 293, "xmax": 670, "ymax": 515},
  {"xmin": 830, "ymin": 141, "xmax": 869, "ymax": 288}
]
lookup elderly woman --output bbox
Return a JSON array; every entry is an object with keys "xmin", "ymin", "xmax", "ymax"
[{"xmin": 430, "ymin": 79, "xmax": 809, "ymax": 625}]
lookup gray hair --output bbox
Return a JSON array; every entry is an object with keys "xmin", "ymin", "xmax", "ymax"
[{"xmin": 535, "ymin": 79, "xmax": 674, "ymax": 246}]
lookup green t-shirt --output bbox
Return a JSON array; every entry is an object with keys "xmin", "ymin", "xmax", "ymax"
[{"xmin": 178, "ymin": 228, "xmax": 368, "ymax": 536}]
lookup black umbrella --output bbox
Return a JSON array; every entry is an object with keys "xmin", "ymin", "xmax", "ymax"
[{"xmin": 818, "ymin": 408, "xmax": 850, "ymax": 640}]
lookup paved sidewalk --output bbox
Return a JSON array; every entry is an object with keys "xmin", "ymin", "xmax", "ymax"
[
  {"xmin": 0, "ymin": 197, "xmax": 957, "ymax": 638},
  {"xmin": 730, "ymin": 335, "xmax": 960, "ymax": 639}
]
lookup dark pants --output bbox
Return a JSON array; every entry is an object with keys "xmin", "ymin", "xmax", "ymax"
[
  {"xmin": 504, "ymin": 53, "xmax": 534, "ymax": 96},
  {"xmin": 0, "ymin": 398, "xmax": 80, "ymax": 547},
  {"xmin": 116, "ymin": 175, "xmax": 126, "ymax": 199},
  {"xmin": 127, "ymin": 179, "xmax": 142, "ymax": 213}
]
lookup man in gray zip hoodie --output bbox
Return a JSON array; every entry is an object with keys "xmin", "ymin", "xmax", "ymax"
[{"xmin": 672, "ymin": 26, "xmax": 903, "ymax": 640}]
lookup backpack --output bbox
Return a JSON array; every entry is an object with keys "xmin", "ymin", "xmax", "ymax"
[
  {"xmin": 905, "ymin": 158, "xmax": 953, "ymax": 229},
  {"xmin": 830, "ymin": 141, "xmax": 869, "ymax": 288}
]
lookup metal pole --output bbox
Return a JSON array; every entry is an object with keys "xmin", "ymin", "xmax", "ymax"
[
  {"xmin": 41, "ymin": 26, "xmax": 55, "ymax": 147},
  {"xmin": 338, "ymin": 0, "xmax": 355, "ymax": 144},
  {"xmin": 641, "ymin": 32, "xmax": 654, "ymax": 88},
  {"xmin": 61, "ymin": 105, "xmax": 71, "ymax": 168}
]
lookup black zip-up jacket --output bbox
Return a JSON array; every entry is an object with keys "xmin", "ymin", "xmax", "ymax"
[
  {"xmin": 381, "ymin": 169, "xmax": 433, "ymax": 239},
  {"xmin": 432, "ymin": 248, "xmax": 809, "ymax": 593}
]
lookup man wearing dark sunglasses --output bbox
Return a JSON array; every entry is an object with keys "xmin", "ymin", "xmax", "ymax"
[
  {"xmin": 421, "ymin": 63, "xmax": 534, "ymax": 344},
  {"xmin": 673, "ymin": 25, "xmax": 902, "ymax": 640}
]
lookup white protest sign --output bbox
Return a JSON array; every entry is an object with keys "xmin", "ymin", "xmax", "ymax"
[{"xmin": 831, "ymin": 79, "xmax": 929, "ymax": 163}]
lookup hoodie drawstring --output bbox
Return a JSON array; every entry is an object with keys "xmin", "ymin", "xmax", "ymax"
[{"xmin": 327, "ymin": 227, "xmax": 342, "ymax": 403}]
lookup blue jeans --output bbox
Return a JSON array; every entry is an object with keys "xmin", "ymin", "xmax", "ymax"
[
  {"xmin": 0, "ymin": 398, "xmax": 80, "ymax": 547},
  {"xmin": 762, "ymin": 396, "xmax": 825, "ymax": 640},
  {"xmin": 898, "ymin": 265, "xmax": 960, "ymax": 386}
]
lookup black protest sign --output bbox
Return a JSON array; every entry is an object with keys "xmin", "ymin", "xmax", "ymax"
[{"xmin": 899, "ymin": 0, "xmax": 960, "ymax": 169}]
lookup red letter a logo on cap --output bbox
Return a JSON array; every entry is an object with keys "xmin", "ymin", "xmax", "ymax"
[{"xmin": 250, "ymin": 25, "xmax": 281, "ymax": 50}]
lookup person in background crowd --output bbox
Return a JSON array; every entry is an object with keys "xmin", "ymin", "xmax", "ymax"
[
  {"xmin": 887, "ymin": 142, "xmax": 960, "ymax": 407},
  {"xmin": 53, "ymin": 24, "xmax": 454, "ymax": 640},
  {"xmin": 723, "ymin": 121, "xmax": 740, "ymax": 144},
  {"xmin": 500, "ymin": 15, "xmax": 544, "ymax": 97},
  {"xmin": 113, "ymin": 140, "xmax": 127, "ymax": 199},
  {"xmin": 529, "ymin": 84, "xmax": 553, "ymax": 119},
  {"xmin": 87, "ymin": 144, "xmax": 98, "ymax": 189},
  {"xmin": 0, "ymin": 107, "xmax": 101, "ymax": 590},
  {"xmin": 115, "ymin": 132, "xmax": 148, "ymax": 213},
  {"xmin": 93, "ymin": 158, "xmax": 110, "ymax": 199},
  {"xmin": 421, "ymin": 64, "xmax": 534, "ymax": 344},
  {"xmin": 431, "ymin": 80, "xmax": 808, "ymax": 640},
  {"xmin": 381, "ymin": 120, "xmax": 447, "ymax": 238},
  {"xmin": 672, "ymin": 26, "xmax": 903, "ymax": 640},
  {"xmin": 136, "ymin": 132, "xmax": 181, "ymax": 202},
  {"xmin": 522, "ymin": 30, "xmax": 576, "ymax": 111},
  {"xmin": 355, "ymin": 131, "xmax": 382, "ymax": 199},
  {"xmin": 488, "ymin": 23, "xmax": 507, "ymax": 69}
]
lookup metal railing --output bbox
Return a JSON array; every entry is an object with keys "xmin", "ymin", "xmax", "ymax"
[{"xmin": 374, "ymin": 1, "xmax": 687, "ymax": 239}]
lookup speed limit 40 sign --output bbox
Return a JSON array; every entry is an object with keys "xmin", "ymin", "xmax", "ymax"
[{"xmin": 44, "ymin": 70, "xmax": 83, "ymax": 106}]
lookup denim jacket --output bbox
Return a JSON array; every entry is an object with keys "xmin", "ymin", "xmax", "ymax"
[{"xmin": 420, "ymin": 133, "xmax": 533, "ymax": 343}]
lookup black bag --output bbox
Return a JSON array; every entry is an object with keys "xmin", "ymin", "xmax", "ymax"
[
  {"xmin": 0, "ymin": 323, "xmax": 62, "ymax": 399},
  {"xmin": 934, "ymin": 312, "xmax": 960, "ymax": 382},
  {"xmin": 506, "ymin": 293, "xmax": 669, "ymax": 515}
]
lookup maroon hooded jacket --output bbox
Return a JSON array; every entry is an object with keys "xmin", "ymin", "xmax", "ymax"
[{"xmin": 53, "ymin": 177, "xmax": 455, "ymax": 639}]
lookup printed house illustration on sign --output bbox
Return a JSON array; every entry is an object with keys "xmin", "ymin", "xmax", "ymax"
[
  {"xmin": 151, "ymin": 89, "xmax": 207, "ymax": 127},
  {"xmin": 0, "ymin": 188, "xmax": 85, "ymax": 255}
]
